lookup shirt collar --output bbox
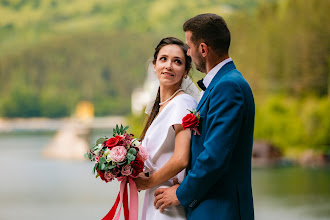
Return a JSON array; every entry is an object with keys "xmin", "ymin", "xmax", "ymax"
[{"xmin": 203, "ymin": 57, "xmax": 232, "ymax": 89}]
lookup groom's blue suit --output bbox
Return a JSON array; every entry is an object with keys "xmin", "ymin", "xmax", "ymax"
[{"xmin": 176, "ymin": 61, "xmax": 255, "ymax": 220}]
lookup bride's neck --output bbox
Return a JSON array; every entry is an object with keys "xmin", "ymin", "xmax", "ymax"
[{"xmin": 159, "ymin": 85, "xmax": 181, "ymax": 104}]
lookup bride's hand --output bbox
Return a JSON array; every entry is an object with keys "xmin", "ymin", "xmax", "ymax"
[{"xmin": 134, "ymin": 173, "xmax": 152, "ymax": 191}]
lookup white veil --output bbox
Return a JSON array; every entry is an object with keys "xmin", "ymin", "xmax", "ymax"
[{"xmin": 145, "ymin": 75, "xmax": 201, "ymax": 115}]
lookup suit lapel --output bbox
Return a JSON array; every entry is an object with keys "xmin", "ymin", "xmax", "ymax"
[{"xmin": 196, "ymin": 61, "xmax": 236, "ymax": 111}]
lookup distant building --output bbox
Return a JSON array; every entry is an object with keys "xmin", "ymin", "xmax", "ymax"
[{"xmin": 131, "ymin": 63, "xmax": 158, "ymax": 115}]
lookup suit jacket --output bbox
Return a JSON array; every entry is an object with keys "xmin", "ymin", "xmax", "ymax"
[{"xmin": 176, "ymin": 61, "xmax": 255, "ymax": 220}]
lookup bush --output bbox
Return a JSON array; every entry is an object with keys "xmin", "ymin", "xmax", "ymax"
[
  {"xmin": 1, "ymin": 87, "xmax": 40, "ymax": 117},
  {"xmin": 39, "ymin": 89, "xmax": 72, "ymax": 118},
  {"xmin": 254, "ymin": 96, "xmax": 330, "ymax": 153},
  {"xmin": 93, "ymin": 98, "xmax": 131, "ymax": 116},
  {"xmin": 126, "ymin": 112, "xmax": 146, "ymax": 138}
]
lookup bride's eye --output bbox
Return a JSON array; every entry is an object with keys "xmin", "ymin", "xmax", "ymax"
[
  {"xmin": 174, "ymin": 59, "xmax": 182, "ymax": 65},
  {"xmin": 159, "ymin": 57, "xmax": 166, "ymax": 61}
]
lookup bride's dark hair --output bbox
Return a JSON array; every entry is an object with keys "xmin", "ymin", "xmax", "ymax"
[{"xmin": 140, "ymin": 37, "xmax": 192, "ymax": 140}]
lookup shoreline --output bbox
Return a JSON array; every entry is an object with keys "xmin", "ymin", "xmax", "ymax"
[{"xmin": 0, "ymin": 116, "xmax": 125, "ymax": 133}]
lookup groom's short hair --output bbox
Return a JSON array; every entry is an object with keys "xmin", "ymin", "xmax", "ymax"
[{"xmin": 183, "ymin": 13, "xmax": 231, "ymax": 57}]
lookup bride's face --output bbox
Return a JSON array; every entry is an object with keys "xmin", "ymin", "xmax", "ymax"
[{"xmin": 154, "ymin": 44, "xmax": 187, "ymax": 88}]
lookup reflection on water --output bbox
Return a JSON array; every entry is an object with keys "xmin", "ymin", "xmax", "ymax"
[
  {"xmin": 0, "ymin": 130, "xmax": 329, "ymax": 220},
  {"xmin": 253, "ymin": 167, "xmax": 330, "ymax": 220}
]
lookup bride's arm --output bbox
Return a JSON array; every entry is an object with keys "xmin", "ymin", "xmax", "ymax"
[{"xmin": 135, "ymin": 124, "xmax": 191, "ymax": 191}]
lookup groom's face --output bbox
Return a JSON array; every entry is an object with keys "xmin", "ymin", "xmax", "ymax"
[{"xmin": 185, "ymin": 31, "xmax": 206, "ymax": 73}]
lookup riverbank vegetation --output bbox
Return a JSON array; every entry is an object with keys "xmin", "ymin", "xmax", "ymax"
[{"xmin": 0, "ymin": 0, "xmax": 329, "ymax": 153}]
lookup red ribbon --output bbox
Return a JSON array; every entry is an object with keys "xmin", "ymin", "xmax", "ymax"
[{"xmin": 102, "ymin": 177, "xmax": 139, "ymax": 220}]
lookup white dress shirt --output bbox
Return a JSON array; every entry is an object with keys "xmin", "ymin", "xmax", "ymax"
[{"xmin": 200, "ymin": 57, "xmax": 232, "ymax": 97}]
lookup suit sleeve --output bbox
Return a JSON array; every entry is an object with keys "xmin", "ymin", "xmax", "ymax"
[{"xmin": 176, "ymin": 79, "xmax": 244, "ymax": 208}]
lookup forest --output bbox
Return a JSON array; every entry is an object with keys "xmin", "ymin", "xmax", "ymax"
[{"xmin": 0, "ymin": 0, "xmax": 329, "ymax": 153}]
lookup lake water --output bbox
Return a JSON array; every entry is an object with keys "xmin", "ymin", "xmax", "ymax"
[{"xmin": 0, "ymin": 130, "xmax": 329, "ymax": 220}]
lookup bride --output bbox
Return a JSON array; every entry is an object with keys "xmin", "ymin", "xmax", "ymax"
[{"xmin": 134, "ymin": 37, "xmax": 200, "ymax": 220}]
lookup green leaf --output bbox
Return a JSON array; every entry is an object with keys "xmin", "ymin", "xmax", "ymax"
[
  {"xmin": 126, "ymin": 153, "xmax": 136, "ymax": 161},
  {"xmin": 84, "ymin": 152, "xmax": 88, "ymax": 158},
  {"xmin": 128, "ymin": 148, "xmax": 137, "ymax": 155},
  {"xmin": 96, "ymin": 173, "xmax": 100, "ymax": 178},
  {"xmin": 96, "ymin": 137, "xmax": 107, "ymax": 145},
  {"xmin": 113, "ymin": 124, "xmax": 130, "ymax": 135},
  {"xmin": 107, "ymin": 164, "xmax": 116, "ymax": 169},
  {"xmin": 117, "ymin": 160, "xmax": 127, "ymax": 165},
  {"xmin": 89, "ymin": 144, "xmax": 96, "ymax": 149},
  {"xmin": 100, "ymin": 163, "xmax": 106, "ymax": 170},
  {"xmin": 99, "ymin": 157, "xmax": 107, "ymax": 164},
  {"xmin": 93, "ymin": 163, "xmax": 98, "ymax": 174},
  {"xmin": 116, "ymin": 124, "xmax": 119, "ymax": 133},
  {"xmin": 123, "ymin": 126, "xmax": 129, "ymax": 131}
]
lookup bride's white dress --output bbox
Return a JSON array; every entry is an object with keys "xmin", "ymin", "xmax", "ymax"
[{"xmin": 141, "ymin": 94, "xmax": 197, "ymax": 220}]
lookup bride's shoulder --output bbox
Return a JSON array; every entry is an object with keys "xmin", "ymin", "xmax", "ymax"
[{"xmin": 174, "ymin": 93, "xmax": 198, "ymax": 107}]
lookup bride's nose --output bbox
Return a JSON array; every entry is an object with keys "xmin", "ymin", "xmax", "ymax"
[{"xmin": 165, "ymin": 62, "xmax": 172, "ymax": 70}]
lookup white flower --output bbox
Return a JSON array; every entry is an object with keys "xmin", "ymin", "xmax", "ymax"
[
  {"xmin": 131, "ymin": 138, "xmax": 141, "ymax": 147},
  {"xmin": 94, "ymin": 144, "xmax": 103, "ymax": 156},
  {"xmin": 103, "ymin": 148, "xmax": 111, "ymax": 157},
  {"xmin": 106, "ymin": 154, "xmax": 112, "ymax": 162}
]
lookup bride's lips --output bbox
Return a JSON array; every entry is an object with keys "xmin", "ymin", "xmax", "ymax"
[{"xmin": 162, "ymin": 72, "xmax": 175, "ymax": 76}]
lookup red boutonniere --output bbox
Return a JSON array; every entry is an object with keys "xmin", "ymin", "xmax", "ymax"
[{"xmin": 182, "ymin": 109, "xmax": 201, "ymax": 135}]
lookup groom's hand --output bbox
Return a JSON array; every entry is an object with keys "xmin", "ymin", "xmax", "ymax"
[{"xmin": 154, "ymin": 184, "xmax": 180, "ymax": 212}]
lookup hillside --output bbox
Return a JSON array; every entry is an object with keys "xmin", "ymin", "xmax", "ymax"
[
  {"xmin": 0, "ymin": 0, "xmax": 328, "ymax": 118},
  {"xmin": 0, "ymin": 0, "xmax": 262, "ymax": 56},
  {"xmin": 0, "ymin": 0, "xmax": 265, "ymax": 117}
]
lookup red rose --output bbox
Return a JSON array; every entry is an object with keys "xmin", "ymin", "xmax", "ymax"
[
  {"xmin": 182, "ymin": 113, "xmax": 199, "ymax": 130},
  {"xmin": 97, "ymin": 169, "xmax": 107, "ymax": 182},
  {"xmin": 130, "ymin": 159, "xmax": 144, "ymax": 177},
  {"xmin": 115, "ymin": 135, "xmax": 124, "ymax": 145},
  {"xmin": 105, "ymin": 137, "xmax": 119, "ymax": 149}
]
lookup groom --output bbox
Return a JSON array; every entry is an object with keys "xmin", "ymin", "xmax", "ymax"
[{"xmin": 154, "ymin": 13, "xmax": 255, "ymax": 219}]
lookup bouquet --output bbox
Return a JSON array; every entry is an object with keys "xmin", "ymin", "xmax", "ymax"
[
  {"xmin": 86, "ymin": 124, "xmax": 148, "ymax": 182},
  {"xmin": 85, "ymin": 124, "xmax": 148, "ymax": 220}
]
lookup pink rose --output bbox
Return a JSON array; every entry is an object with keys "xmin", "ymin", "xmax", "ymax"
[
  {"xmin": 121, "ymin": 165, "xmax": 132, "ymax": 176},
  {"xmin": 137, "ymin": 146, "xmax": 149, "ymax": 162},
  {"xmin": 109, "ymin": 146, "xmax": 127, "ymax": 162},
  {"xmin": 104, "ymin": 171, "xmax": 115, "ymax": 182}
]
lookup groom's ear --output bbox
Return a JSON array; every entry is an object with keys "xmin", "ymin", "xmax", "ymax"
[{"xmin": 200, "ymin": 43, "xmax": 208, "ymax": 57}]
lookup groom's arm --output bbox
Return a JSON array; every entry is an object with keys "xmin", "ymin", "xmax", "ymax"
[{"xmin": 176, "ymin": 79, "xmax": 244, "ymax": 208}]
